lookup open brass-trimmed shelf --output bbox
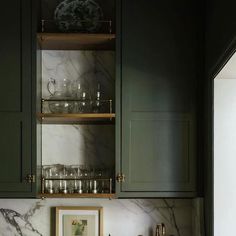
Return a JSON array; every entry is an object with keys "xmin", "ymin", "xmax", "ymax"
[
  {"xmin": 38, "ymin": 193, "xmax": 116, "ymax": 199},
  {"xmin": 37, "ymin": 113, "xmax": 115, "ymax": 124},
  {"xmin": 37, "ymin": 33, "xmax": 115, "ymax": 50}
]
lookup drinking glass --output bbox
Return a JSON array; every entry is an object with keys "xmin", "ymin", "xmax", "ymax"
[
  {"xmin": 79, "ymin": 92, "xmax": 89, "ymax": 113},
  {"xmin": 43, "ymin": 165, "xmax": 56, "ymax": 194},
  {"xmin": 94, "ymin": 168, "xmax": 103, "ymax": 193},
  {"xmin": 92, "ymin": 84, "xmax": 101, "ymax": 113},
  {"xmin": 73, "ymin": 165, "xmax": 83, "ymax": 194},
  {"xmin": 59, "ymin": 165, "xmax": 68, "ymax": 194},
  {"xmin": 79, "ymin": 165, "xmax": 92, "ymax": 193},
  {"xmin": 67, "ymin": 166, "xmax": 76, "ymax": 194},
  {"xmin": 72, "ymin": 81, "xmax": 90, "ymax": 113}
]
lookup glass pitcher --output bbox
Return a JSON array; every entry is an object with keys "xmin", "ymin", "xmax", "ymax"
[
  {"xmin": 47, "ymin": 78, "xmax": 74, "ymax": 113},
  {"xmin": 47, "ymin": 77, "xmax": 72, "ymax": 98}
]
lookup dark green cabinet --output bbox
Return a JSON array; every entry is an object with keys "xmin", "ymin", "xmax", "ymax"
[
  {"xmin": 0, "ymin": 0, "xmax": 203, "ymax": 198},
  {"xmin": 206, "ymin": 0, "xmax": 236, "ymax": 77},
  {"xmin": 116, "ymin": 0, "xmax": 201, "ymax": 197},
  {"xmin": 0, "ymin": 0, "xmax": 36, "ymax": 197}
]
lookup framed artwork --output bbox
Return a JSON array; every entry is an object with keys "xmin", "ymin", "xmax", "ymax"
[{"xmin": 55, "ymin": 206, "xmax": 103, "ymax": 236}]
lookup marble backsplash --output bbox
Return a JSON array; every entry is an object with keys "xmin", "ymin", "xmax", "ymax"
[
  {"xmin": 42, "ymin": 124, "xmax": 115, "ymax": 169},
  {"xmin": 41, "ymin": 50, "xmax": 115, "ymax": 171},
  {"xmin": 0, "ymin": 198, "xmax": 204, "ymax": 236},
  {"xmin": 42, "ymin": 50, "xmax": 115, "ymax": 101}
]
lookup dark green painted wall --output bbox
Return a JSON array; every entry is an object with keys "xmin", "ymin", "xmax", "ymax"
[
  {"xmin": 205, "ymin": 1, "xmax": 236, "ymax": 235},
  {"xmin": 206, "ymin": 0, "xmax": 236, "ymax": 77}
]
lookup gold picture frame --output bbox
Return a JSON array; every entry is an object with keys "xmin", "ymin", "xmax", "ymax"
[{"xmin": 55, "ymin": 206, "xmax": 103, "ymax": 236}]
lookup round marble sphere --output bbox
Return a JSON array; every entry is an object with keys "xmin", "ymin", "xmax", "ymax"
[{"xmin": 54, "ymin": 0, "xmax": 103, "ymax": 33}]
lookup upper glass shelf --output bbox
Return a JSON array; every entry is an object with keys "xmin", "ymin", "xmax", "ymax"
[
  {"xmin": 37, "ymin": 33, "xmax": 116, "ymax": 51},
  {"xmin": 37, "ymin": 113, "xmax": 115, "ymax": 124}
]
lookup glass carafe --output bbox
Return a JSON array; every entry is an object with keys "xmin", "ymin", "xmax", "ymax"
[{"xmin": 47, "ymin": 78, "xmax": 74, "ymax": 113}]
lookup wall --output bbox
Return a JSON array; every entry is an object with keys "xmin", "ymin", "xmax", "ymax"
[
  {"xmin": 0, "ymin": 198, "xmax": 203, "ymax": 236},
  {"xmin": 214, "ymin": 79, "xmax": 236, "ymax": 236}
]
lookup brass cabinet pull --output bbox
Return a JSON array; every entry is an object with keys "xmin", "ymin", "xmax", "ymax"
[
  {"xmin": 116, "ymin": 173, "xmax": 125, "ymax": 183},
  {"xmin": 25, "ymin": 174, "xmax": 35, "ymax": 183}
]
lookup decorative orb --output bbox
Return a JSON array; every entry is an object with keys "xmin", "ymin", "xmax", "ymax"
[{"xmin": 54, "ymin": 0, "xmax": 103, "ymax": 33}]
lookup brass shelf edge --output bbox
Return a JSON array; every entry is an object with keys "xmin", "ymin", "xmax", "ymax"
[
  {"xmin": 37, "ymin": 33, "xmax": 116, "ymax": 50},
  {"xmin": 37, "ymin": 193, "xmax": 116, "ymax": 199},
  {"xmin": 37, "ymin": 113, "xmax": 115, "ymax": 118}
]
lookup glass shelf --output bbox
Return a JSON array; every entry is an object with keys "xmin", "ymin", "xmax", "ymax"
[
  {"xmin": 40, "ymin": 98, "xmax": 114, "ymax": 124},
  {"xmin": 37, "ymin": 33, "xmax": 115, "ymax": 50},
  {"xmin": 41, "ymin": 177, "xmax": 113, "ymax": 194},
  {"xmin": 38, "ymin": 193, "xmax": 115, "ymax": 199},
  {"xmin": 42, "ymin": 98, "xmax": 113, "ymax": 113},
  {"xmin": 37, "ymin": 113, "xmax": 115, "ymax": 124}
]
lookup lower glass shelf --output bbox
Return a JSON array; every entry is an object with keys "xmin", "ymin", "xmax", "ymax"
[{"xmin": 38, "ymin": 193, "xmax": 116, "ymax": 199}]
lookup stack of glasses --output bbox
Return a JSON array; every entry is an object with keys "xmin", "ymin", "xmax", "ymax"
[{"xmin": 42, "ymin": 164, "xmax": 112, "ymax": 194}]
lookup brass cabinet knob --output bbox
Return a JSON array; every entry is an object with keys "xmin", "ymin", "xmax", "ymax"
[{"xmin": 25, "ymin": 174, "xmax": 35, "ymax": 183}]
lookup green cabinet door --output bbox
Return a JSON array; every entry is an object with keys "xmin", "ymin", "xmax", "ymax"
[
  {"xmin": 116, "ymin": 0, "xmax": 199, "ymax": 197},
  {"xmin": 0, "ymin": 0, "xmax": 35, "ymax": 197}
]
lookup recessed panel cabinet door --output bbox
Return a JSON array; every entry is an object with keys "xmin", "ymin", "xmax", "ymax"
[
  {"xmin": 0, "ymin": 0, "xmax": 34, "ymax": 197},
  {"xmin": 116, "ymin": 0, "xmax": 198, "ymax": 197}
]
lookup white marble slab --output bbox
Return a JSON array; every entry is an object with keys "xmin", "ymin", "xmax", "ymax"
[
  {"xmin": 42, "ymin": 124, "xmax": 115, "ymax": 168},
  {"xmin": 42, "ymin": 50, "xmax": 115, "ymax": 100},
  {"xmin": 41, "ymin": 50, "xmax": 115, "ymax": 170},
  {"xmin": 0, "ymin": 198, "xmax": 201, "ymax": 236}
]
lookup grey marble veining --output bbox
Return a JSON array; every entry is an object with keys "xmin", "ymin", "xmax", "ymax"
[
  {"xmin": 41, "ymin": 50, "xmax": 115, "ymax": 170},
  {"xmin": 0, "ymin": 202, "xmax": 44, "ymax": 236},
  {"xmin": 42, "ymin": 124, "xmax": 115, "ymax": 169},
  {"xmin": 0, "ymin": 198, "xmax": 201, "ymax": 236},
  {"xmin": 42, "ymin": 50, "xmax": 115, "ymax": 100}
]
